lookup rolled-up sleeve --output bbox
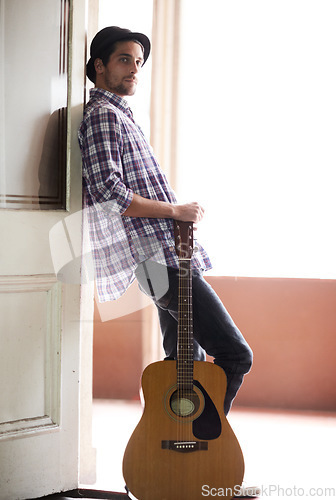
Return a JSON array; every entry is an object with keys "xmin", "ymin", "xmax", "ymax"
[{"xmin": 81, "ymin": 106, "xmax": 133, "ymax": 214}]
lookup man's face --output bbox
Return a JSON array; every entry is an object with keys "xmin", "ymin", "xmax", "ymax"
[{"xmin": 95, "ymin": 40, "xmax": 144, "ymax": 96}]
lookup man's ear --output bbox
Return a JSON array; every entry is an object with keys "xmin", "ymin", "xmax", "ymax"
[{"xmin": 94, "ymin": 58, "xmax": 104, "ymax": 75}]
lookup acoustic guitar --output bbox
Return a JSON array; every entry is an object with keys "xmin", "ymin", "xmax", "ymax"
[{"xmin": 122, "ymin": 221, "xmax": 245, "ymax": 500}]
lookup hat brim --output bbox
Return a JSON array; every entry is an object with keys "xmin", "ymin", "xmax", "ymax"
[{"xmin": 86, "ymin": 31, "xmax": 150, "ymax": 83}]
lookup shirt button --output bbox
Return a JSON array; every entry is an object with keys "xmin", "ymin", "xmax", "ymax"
[{"xmin": 169, "ymin": 246, "xmax": 174, "ymax": 252}]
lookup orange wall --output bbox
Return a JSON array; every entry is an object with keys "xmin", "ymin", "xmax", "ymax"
[
  {"xmin": 92, "ymin": 306, "xmax": 143, "ymax": 400},
  {"xmin": 93, "ymin": 277, "xmax": 336, "ymax": 411}
]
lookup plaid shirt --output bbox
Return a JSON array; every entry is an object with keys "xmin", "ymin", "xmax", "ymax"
[{"xmin": 78, "ymin": 88, "xmax": 211, "ymax": 301}]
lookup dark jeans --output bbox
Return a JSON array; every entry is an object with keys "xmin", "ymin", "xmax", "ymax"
[{"xmin": 135, "ymin": 261, "xmax": 253, "ymax": 414}]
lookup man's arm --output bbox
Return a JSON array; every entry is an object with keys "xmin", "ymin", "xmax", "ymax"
[{"xmin": 123, "ymin": 193, "xmax": 204, "ymax": 223}]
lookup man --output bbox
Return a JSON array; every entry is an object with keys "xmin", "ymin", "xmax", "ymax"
[{"xmin": 78, "ymin": 26, "xmax": 253, "ymax": 415}]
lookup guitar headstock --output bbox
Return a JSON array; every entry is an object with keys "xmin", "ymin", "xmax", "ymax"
[{"xmin": 173, "ymin": 220, "xmax": 194, "ymax": 259}]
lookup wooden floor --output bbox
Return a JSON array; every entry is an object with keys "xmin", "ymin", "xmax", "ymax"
[
  {"xmin": 33, "ymin": 400, "xmax": 336, "ymax": 499},
  {"xmin": 80, "ymin": 400, "xmax": 336, "ymax": 500}
]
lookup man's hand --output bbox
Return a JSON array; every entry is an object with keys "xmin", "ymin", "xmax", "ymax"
[{"xmin": 172, "ymin": 202, "xmax": 205, "ymax": 223}]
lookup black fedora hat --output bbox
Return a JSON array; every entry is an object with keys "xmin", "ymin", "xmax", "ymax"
[{"xmin": 86, "ymin": 26, "xmax": 151, "ymax": 83}]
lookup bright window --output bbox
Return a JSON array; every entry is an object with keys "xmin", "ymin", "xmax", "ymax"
[{"xmin": 176, "ymin": 0, "xmax": 336, "ymax": 279}]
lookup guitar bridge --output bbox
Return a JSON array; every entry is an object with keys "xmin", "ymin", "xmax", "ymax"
[{"xmin": 161, "ymin": 440, "xmax": 208, "ymax": 453}]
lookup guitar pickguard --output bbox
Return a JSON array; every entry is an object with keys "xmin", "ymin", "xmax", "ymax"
[{"xmin": 192, "ymin": 379, "xmax": 222, "ymax": 440}]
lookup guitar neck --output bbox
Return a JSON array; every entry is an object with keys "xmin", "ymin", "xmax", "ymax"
[
  {"xmin": 174, "ymin": 221, "xmax": 194, "ymax": 393},
  {"xmin": 177, "ymin": 258, "xmax": 194, "ymax": 391}
]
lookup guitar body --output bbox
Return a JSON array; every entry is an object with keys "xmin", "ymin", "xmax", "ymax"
[{"xmin": 123, "ymin": 360, "xmax": 244, "ymax": 500}]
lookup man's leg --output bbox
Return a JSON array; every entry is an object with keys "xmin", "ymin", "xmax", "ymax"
[
  {"xmin": 136, "ymin": 262, "xmax": 252, "ymax": 413},
  {"xmin": 155, "ymin": 305, "xmax": 206, "ymax": 361},
  {"xmin": 135, "ymin": 261, "xmax": 206, "ymax": 360},
  {"xmin": 190, "ymin": 270, "xmax": 253, "ymax": 414}
]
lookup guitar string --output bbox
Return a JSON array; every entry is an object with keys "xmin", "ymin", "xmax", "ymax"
[
  {"xmin": 177, "ymin": 225, "xmax": 194, "ymax": 444},
  {"xmin": 178, "ymin": 228, "xmax": 183, "ymax": 444},
  {"xmin": 178, "ymin": 250, "xmax": 181, "ymax": 444},
  {"xmin": 180, "ymin": 242, "xmax": 185, "ymax": 443},
  {"xmin": 177, "ymin": 239, "xmax": 181, "ymax": 443},
  {"xmin": 188, "ymin": 254, "xmax": 193, "ymax": 443},
  {"xmin": 179, "ymin": 248, "xmax": 184, "ymax": 443},
  {"xmin": 188, "ymin": 253, "xmax": 193, "ymax": 443}
]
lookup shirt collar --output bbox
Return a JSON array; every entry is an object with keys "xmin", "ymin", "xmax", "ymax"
[{"xmin": 89, "ymin": 87, "xmax": 133, "ymax": 115}]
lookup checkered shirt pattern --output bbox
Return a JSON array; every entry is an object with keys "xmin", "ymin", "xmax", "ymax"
[{"xmin": 78, "ymin": 88, "xmax": 211, "ymax": 302}]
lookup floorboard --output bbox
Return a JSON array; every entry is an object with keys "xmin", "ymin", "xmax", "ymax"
[
  {"xmin": 84, "ymin": 400, "xmax": 336, "ymax": 500},
  {"xmin": 30, "ymin": 401, "xmax": 336, "ymax": 499}
]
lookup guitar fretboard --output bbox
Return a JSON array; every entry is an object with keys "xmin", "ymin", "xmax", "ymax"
[{"xmin": 177, "ymin": 258, "xmax": 194, "ymax": 392}]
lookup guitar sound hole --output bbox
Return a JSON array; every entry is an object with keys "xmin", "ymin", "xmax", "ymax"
[{"xmin": 170, "ymin": 390, "xmax": 200, "ymax": 417}]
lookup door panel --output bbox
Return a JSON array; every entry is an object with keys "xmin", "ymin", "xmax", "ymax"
[
  {"xmin": 0, "ymin": 276, "xmax": 61, "ymax": 430},
  {"xmin": 0, "ymin": 0, "xmax": 94, "ymax": 498},
  {"xmin": 0, "ymin": 0, "xmax": 68, "ymax": 210}
]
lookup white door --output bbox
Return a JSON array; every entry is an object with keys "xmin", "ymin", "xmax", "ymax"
[{"xmin": 0, "ymin": 1, "xmax": 95, "ymax": 498}]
